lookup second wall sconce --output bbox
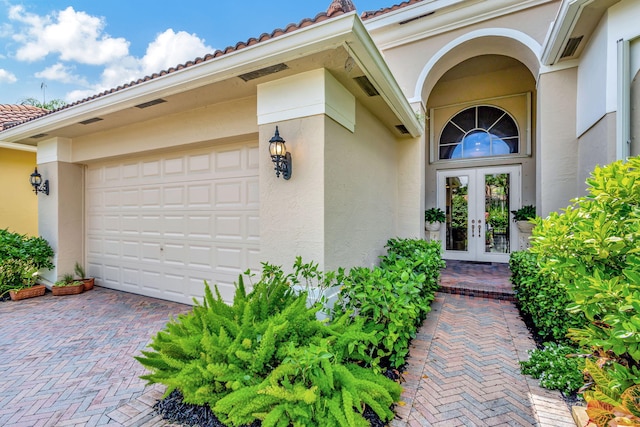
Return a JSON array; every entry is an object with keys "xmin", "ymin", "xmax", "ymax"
[
  {"xmin": 29, "ymin": 167, "xmax": 49, "ymax": 195},
  {"xmin": 269, "ymin": 126, "xmax": 292, "ymax": 180}
]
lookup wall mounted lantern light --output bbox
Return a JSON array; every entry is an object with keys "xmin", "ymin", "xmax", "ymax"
[
  {"xmin": 269, "ymin": 126, "xmax": 292, "ymax": 180},
  {"xmin": 29, "ymin": 167, "xmax": 49, "ymax": 195}
]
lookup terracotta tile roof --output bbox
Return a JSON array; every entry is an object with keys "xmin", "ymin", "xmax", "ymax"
[
  {"xmin": 360, "ymin": 0, "xmax": 424, "ymax": 20},
  {"xmin": 2, "ymin": 0, "xmax": 403, "ymax": 131},
  {"xmin": 0, "ymin": 105, "xmax": 48, "ymax": 130}
]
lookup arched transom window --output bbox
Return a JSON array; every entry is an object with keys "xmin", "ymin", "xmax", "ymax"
[{"xmin": 439, "ymin": 105, "xmax": 519, "ymax": 160}]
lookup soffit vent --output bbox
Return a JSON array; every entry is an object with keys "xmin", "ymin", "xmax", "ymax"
[
  {"xmin": 395, "ymin": 125, "xmax": 410, "ymax": 135},
  {"xmin": 400, "ymin": 11, "xmax": 435, "ymax": 25},
  {"xmin": 79, "ymin": 117, "xmax": 104, "ymax": 125},
  {"xmin": 238, "ymin": 63, "xmax": 289, "ymax": 82},
  {"xmin": 560, "ymin": 36, "xmax": 583, "ymax": 58},
  {"xmin": 135, "ymin": 98, "xmax": 167, "ymax": 109},
  {"xmin": 30, "ymin": 133, "xmax": 48, "ymax": 139},
  {"xmin": 353, "ymin": 76, "xmax": 380, "ymax": 97}
]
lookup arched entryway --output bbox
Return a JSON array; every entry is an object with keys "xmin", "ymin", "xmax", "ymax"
[{"xmin": 420, "ymin": 33, "xmax": 540, "ymax": 263}]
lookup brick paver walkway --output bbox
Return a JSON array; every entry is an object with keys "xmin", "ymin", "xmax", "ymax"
[
  {"xmin": 0, "ymin": 287, "xmax": 189, "ymax": 426},
  {"xmin": 392, "ymin": 293, "xmax": 575, "ymax": 427},
  {"xmin": 1, "ymin": 263, "xmax": 577, "ymax": 426}
]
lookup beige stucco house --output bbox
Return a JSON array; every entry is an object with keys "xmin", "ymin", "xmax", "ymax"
[{"xmin": 0, "ymin": 0, "xmax": 638, "ymax": 304}]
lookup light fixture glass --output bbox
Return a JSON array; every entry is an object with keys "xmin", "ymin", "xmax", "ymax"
[
  {"xmin": 269, "ymin": 126, "xmax": 292, "ymax": 180},
  {"xmin": 29, "ymin": 167, "xmax": 49, "ymax": 195}
]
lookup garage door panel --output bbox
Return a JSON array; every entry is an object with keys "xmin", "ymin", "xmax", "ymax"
[
  {"xmin": 187, "ymin": 214, "xmax": 213, "ymax": 239},
  {"xmin": 87, "ymin": 141, "xmax": 259, "ymax": 304},
  {"xmin": 141, "ymin": 215, "xmax": 162, "ymax": 236},
  {"xmin": 164, "ymin": 157, "xmax": 186, "ymax": 175},
  {"xmin": 188, "ymin": 184, "xmax": 212, "ymax": 207}
]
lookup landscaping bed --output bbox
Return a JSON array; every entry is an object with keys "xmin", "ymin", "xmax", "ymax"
[{"xmin": 138, "ymin": 238, "xmax": 444, "ymax": 427}]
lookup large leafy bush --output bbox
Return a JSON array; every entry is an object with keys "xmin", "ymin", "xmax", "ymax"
[
  {"xmin": 509, "ymin": 251, "xmax": 587, "ymax": 342},
  {"xmin": 0, "ymin": 229, "xmax": 54, "ymax": 270},
  {"xmin": 528, "ymin": 155, "xmax": 640, "ymax": 425},
  {"xmin": 136, "ymin": 264, "xmax": 401, "ymax": 426},
  {"xmin": 336, "ymin": 239, "xmax": 445, "ymax": 369}
]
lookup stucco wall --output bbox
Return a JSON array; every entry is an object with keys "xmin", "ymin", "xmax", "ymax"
[
  {"xmin": 376, "ymin": 1, "xmax": 559, "ymax": 101},
  {"xmin": 259, "ymin": 116, "xmax": 326, "ymax": 270},
  {"xmin": 37, "ymin": 160, "xmax": 84, "ymax": 284},
  {"xmin": 576, "ymin": 12, "xmax": 609, "ymax": 137},
  {"xmin": 0, "ymin": 148, "xmax": 38, "ymax": 236},
  {"xmin": 72, "ymin": 97, "xmax": 258, "ymax": 163},
  {"xmin": 324, "ymin": 103, "xmax": 399, "ymax": 272},
  {"xmin": 537, "ymin": 68, "xmax": 579, "ymax": 216},
  {"xmin": 577, "ymin": 112, "xmax": 617, "ymax": 193}
]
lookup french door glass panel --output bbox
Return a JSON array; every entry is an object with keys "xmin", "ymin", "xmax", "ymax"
[{"xmin": 437, "ymin": 166, "xmax": 520, "ymax": 262}]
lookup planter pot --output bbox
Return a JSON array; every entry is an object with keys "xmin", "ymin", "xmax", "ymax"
[
  {"xmin": 81, "ymin": 278, "xmax": 95, "ymax": 291},
  {"xmin": 52, "ymin": 283, "xmax": 85, "ymax": 296},
  {"xmin": 425, "ymin": 221, "xmax": 442, "ymax": 232},
  {"xmin": 515, "ymin": 220, "xmax": 535, "ymax": 234},
  {"xmin": 10, "ymin": 284, "xmax": 46, "ymax": 301}
]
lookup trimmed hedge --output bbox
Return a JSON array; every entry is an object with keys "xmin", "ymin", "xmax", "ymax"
[{"xmin": 509, "ymin": 251, "xmax": 586, "ymax": 343}]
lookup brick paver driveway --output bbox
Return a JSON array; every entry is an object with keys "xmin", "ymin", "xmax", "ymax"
[{"xmin": 0, "ymin": 287, "xmax": 190, "ymax": 426}]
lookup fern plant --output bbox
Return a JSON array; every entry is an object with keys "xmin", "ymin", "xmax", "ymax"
[{"xmin": 136, "ymin": 262, "xmax": 402, "ymax": 426}]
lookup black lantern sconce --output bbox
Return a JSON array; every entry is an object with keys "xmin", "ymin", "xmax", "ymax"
[
  {"xmin": 29, "ymin": 167, "xmax": 49, "ymax": 195},
  {"xmin": 269, "ymin": 126, "xmax": 292, "ymax": 180}
]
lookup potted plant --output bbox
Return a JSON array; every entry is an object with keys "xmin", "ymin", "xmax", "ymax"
[
  {"xmin": 510, "ymin": 204, "xmax": 536, "ymax": 233},
  {"xmin": 75, "ymin": 262, "xmax": 94, "ymax": 291},
  {"xmin": 0, "ymin": 259, "xmax": 46, "ymax": 301},
  {"xmin": 52, "ymin": 273, "xmax": 85, "ymax": 296},
  {"xmin": 425, "ymin": 207, "xmax": 446, "ymax": 231}
]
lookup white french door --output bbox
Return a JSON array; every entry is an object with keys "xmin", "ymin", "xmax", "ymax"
[{"xmin": 436, "ymin": 166, "xmax": 520, "ymax": 263}]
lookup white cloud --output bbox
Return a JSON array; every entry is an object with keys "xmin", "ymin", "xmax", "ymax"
[
  {"xmin": 140, "ymin": 29, "xmax": 211, "ymax": 75},
  {"xmin": 0, "ymin": 69, "xmax": 17, "ymax": 83},
  {"xmin": 10, "ymin": 5, "xmax": 129, "ymax": 65},
  {"xmin": 6, "ymin": 5, "xmax": 213, "ymax": 103},
  {"xmin": 63, "ymin": 29, "xmax": 212, "ymax": 102},
  {"xmin": 35, "ymin": 63, "xmax": 88, "ymax": 86}
]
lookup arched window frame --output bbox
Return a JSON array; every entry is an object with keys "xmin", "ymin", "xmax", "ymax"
[
  {"xmin": 428, "ymin": 93, "xmax": 532, "ymax": 164},
  {"xmin": 438, "ymin": 105, "xmax": 520, "ymax": 160}
]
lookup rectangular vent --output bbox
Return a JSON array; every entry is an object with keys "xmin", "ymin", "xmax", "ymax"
[
  {"xmin": 399, "ymin": 11, "xmax": 435, "ymax": 25},
  {"xmin": 135, "ymin": 98, "xmax": 167, "ymax": 109},
  {"xmin": 560, "ymin": 36, "xmax": 583, "ymax": 58},
  {"xmin": 395, "ymin": 125, "xmax": 410, "ymax": 135},
  {"xmin": 79, "ymin": 117, "xmax": 103, "ymax": 125},
  {"xmin": 353, "ymin": 76, "xmax": 380, "ymax": 97},
  {"xmin": 239, "ymin": 63, "xmax": 289, "ymax": 81},
  {"xmin": 30, "ymin": 133, "xmax": 48, "ymax": 139}
]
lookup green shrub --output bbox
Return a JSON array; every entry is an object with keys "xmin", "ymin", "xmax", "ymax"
[
  {"xmin": 530, "ymin": 156, "xmax": 640, "ymax": 364},
  {"xmin": 336, "ymin": 239, "xmax": 444, "ymax": 369},
  {"xmin": 0, "ymin": 229, "xmax": 54, "ymax": 270},
  {"xmin": 136, "ymin": 264, "xmax": 401, "ymax": 426},
  {"xmin": 0, "ymin": 258, "xmax": 39, "ymax": 297},
  {"xmin": 519, "ymin": 343, "xmax": 585, "ymax": 395},
  {"xmin": 509, "ymin": 251, "xmax": 587, "ymax": 342}
]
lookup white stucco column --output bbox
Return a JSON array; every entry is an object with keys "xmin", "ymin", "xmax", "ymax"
[
  {"xmin": 37, "ymin": 137, "xmax": 84, "ymax": 285},
  {"xmin": 257, "ymin": 69, "xmax": 356, "ymax": 271}
]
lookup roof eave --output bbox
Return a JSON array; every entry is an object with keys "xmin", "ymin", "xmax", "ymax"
[{"xmin": 1, "ymin": 11, "xmax": 422, "ymax": 142}]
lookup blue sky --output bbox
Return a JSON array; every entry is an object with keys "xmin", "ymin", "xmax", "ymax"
[{"xmin": 0, "ymin": 0, "xmax": 393, "ymax": 105}]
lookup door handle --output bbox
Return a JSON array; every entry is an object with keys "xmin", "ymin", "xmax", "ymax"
[{"xmin": 471, "ymin": 220, "xmax": 475, "ymax": 238}]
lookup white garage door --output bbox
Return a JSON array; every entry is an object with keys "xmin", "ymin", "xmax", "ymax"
[{"xmin": 85, "ymin": 141, "xmax": 260, "ymax": 304}]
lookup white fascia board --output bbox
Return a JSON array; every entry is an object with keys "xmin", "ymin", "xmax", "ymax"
[
  {"xmin": 348, "ymin": 16, "xmax": 424, "ymax": 137},
  {"xmin": 0, "ymin": 14, "xmax": 359, "ymax": 143},
  {"xmin": 541, "ymin": 0, "xmax": 593, "ymax": 65},
  {"xmin": 0, "ymin": 141, "xmax": 36, "ymax": 152},
  {"xmin": 366, "ymin": 0, "xmax": 554, "ymax": 50}
]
